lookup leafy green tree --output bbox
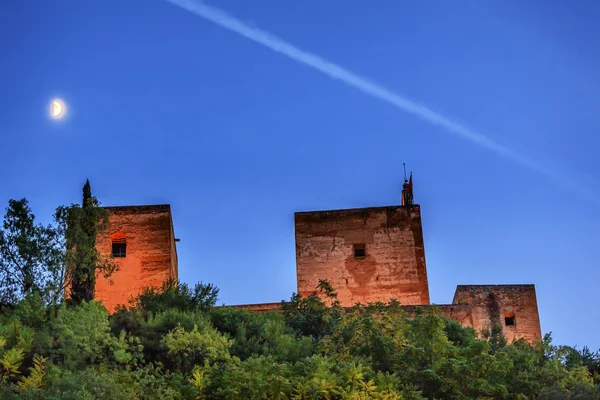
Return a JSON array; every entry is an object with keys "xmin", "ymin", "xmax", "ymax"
[
  {"xmin": 209, "ymin": 308, "xmax": 313, "ymax": 362},
  {"xmin": 0, "ymin": 347, "xmax": 24, "ymax": 379},
  {"xmin": 59, "ymin": 180, "xmax": 115, "ymax": 304},
  {"xmin": 319, "ymin": 301, "xmax": 410, "ymax": 373},
  {"xmin": 111, "ymin": 308, "xmax": 214, "ymax": 368},
  {"xmin": 283, "ymin": 279, "xmax": 343, "ymax": 340},
  {"xmin": 162, "ymin": 323, "xmax": 231, "ymax": 372},
  {"xmin": 44, "ymin": 301, "xmax": 134, "ymax": 370},
  {"xmin": 564, "ymin": 346, "xmax": 600, "ymax": 384},
  {"xmin": 17, "ymin": 368, "xmax": 136, "ymax": 400},
  {"xmin": 2, "ymin": 270, "xmax": 600, "ymax": 399},
  {"xmin": 17, "ymin": 355, "xmax": 46, "ymax": 390},
  {"xmin": 132, "ymin": 279, "xmax": 219, "ymax": 314},
  {"xmin": 0, "ymin": 199, "xmax": 64, "ymax": 305}
]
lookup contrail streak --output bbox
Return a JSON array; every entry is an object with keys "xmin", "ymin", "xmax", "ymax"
[{"xmin": 164, "ymin": 0, "xmax": 598, "ymax": 201}]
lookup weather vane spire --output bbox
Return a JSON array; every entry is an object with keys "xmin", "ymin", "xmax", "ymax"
[{"xmin": 402, "ymin": 164, "xmax": 414, "ymax": 206}]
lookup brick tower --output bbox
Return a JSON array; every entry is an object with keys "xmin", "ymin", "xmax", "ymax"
[
  {"xmin": 291, "ymin": 173, "xmax": 542, "ymax": 342},
  {"xmin": 94, "ymin": 205, "xmax": 178, "ymax": 312},
  {"xmin": 295, "ymin": 204, "xmax": 429, "ymax": 307}
]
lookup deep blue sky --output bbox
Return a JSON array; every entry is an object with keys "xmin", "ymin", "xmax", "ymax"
[{"xmin": 1, "ymin": 0, "xmax": 599, "ymax": 349}]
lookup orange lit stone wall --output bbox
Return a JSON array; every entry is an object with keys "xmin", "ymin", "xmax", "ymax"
[
  {"xmin": 452, "ymin": 285, "xmax": 542, "ymax": 343},
  {"xmin": 295, "ymin": 205, "xmax": 430, "ymax": 307},
  {"xmin": 94, "ymin": 205, "xmax": 178, "ymax": 313}
]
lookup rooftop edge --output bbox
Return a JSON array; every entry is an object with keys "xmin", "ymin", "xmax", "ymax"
[
  {"xmin": 295, "ymin": 204, "xmax": 420, "ymax": 216},
  {"xmin": 103, "ymin": 204, "xmax": 172, "ymax": 213}
]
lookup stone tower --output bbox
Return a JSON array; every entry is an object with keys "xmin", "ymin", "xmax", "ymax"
[
  {"xmin": 295, "ymin": 205, "xmax": 429, "ymax": 306},
  {"xmin": 94, "ymin": 205, "xmax": 178, "ymax": 312},
  {"xmin": 293, "ymin": 202, "xmax": 542, "ymax": 343}
]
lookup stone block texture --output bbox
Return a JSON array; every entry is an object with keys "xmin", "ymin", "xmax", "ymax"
[
  {"xmin": 295, "ymin": 205, "xmax": 430, "ymax": 307},
  {"xmin": 94, "ymin": 205, "xmax": 178, "ymax": 313},
  {"xmin": 452, "ymin": 285, "xmax": 542, "ymax": 343}
]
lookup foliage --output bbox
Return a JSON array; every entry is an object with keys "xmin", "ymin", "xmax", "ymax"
[
  {"xmin": 17, "ymin": 355, "xmax": 46, "ymax": 390},
  {"xmin": 209, "ymin": 307, "xmax": 314, "ymax": 362},
  {"xmin": 10, "ymin": 365, "xmax": 194, "ymax": 400},
  {"xmin": 43, "ymin": 301, "xmax": 136, "ymax": 369},
  {"xmin": 0, "ymin": 188, "xmax": 598, "ymax": 400},
  {"xmin": 132, "ymin": 278, "xmax": 219, "ymax": 314},
  {"xmin": 0, "ymin": 180, "xmax": 118, "ymax": 308},
  {"xmin": 203, "ymin": 355, "xmax": 412, "ymax": 400},
  {"xmin": 0, "ymin": 199, "xmax": 64, "ymax": 305},
  {"xmin": 59, "ymin": 179, "xmax": 117, "ymax": 304},
  {"xmin": 0, "ymin": 283, "xmax": 597, "ymax": 399},
  {"xmin": 162, "ymin": 323, "xmax": 231, "ymax": 371},
  {"xmin": 282, "ymin": 279, "xmax": 344, "ymax": 340},
  {"xmin": 1, "ymin": 347, "xmax": 24, "ymax": 379}
]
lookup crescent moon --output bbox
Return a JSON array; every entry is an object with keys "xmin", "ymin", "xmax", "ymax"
[{"xmin": 51, "ymin": 99, "xmax": 65, "ymax": 119}]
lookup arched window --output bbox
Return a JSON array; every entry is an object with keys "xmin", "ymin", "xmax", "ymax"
[{"xmin": 111, "ymin": 232, "xmax": 127, "ymax": 258}]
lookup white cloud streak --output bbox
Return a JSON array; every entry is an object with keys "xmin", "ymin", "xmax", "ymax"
[{"xmin": 164, "ymin": 0, "xmax": 598, "ymax": 202}]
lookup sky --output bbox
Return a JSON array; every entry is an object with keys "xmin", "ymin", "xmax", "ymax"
[{"xmin": 1, "ymin": 0, "xmax": 599, "ymax": 349}]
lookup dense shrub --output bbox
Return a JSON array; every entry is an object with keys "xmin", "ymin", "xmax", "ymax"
[{"xmin": 0, "ymin": 281, "xmax": 598, "ymax": 399}]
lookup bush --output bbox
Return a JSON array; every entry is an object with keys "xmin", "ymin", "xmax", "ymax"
[
  {"xmin": 0, "ymin": 279, "xmax": 598, "ymax": 399},
  {"xmin": 132, "ymin": 279, "xmax": 218, "ymax": 314},
  {"xmin": 44, "ymin": 301, "xmax": 135, "ymax": 369},
  {"xmin": 209, "ymin": 307, "xmax": 313, "ymax": 362},
  {"xmin": 162, "ymin": 323, "xmax": 231, "ymax": 372}
]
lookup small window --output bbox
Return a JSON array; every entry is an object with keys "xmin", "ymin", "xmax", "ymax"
[
  {"xmin": 112, "ymin": 243, "xmax": 126, "ymax": 258},
  {"xmin": 353, "ymin": 243, "xmax": 366, "ymax": 258},
  {"xmin": 111, "ymin": 232, "xmax": 127, "ymax": 258},
  {"xmin": 504, "ymin": 314, "xmax": 516, "ymax": 326}
]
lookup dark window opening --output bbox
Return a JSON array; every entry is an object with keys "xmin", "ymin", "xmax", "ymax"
[
  {"xmin": 353, "ymin": 243, "xmax": 366, "ymax": 258},
  {"xmin": 112, "ymin": 243, "xmax": 127, "ymax": 258},
  {"xmin": 504, "ymin": 314, "xmax": 516, "ymax": 326}
]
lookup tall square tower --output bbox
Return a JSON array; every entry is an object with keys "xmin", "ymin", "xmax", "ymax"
[
  {"xmin": 94, "ymin": 205, "xmax": 178, "ymax": 312},
  {"xmin": 294, "ymin": 205, "xmax": 429, "ymax": 307}
]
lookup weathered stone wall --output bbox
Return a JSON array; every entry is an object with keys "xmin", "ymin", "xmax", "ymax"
[
  {"xmin": 94, "ymin": 205, "xmax": 178, "ymax": 313},
  {"xmin": 452, "ymin": 285, "xmax": 542, "ymax": 343},
  {"xmin": 295, "ymin": 205, "xmax": 429, "ymax": 307}
]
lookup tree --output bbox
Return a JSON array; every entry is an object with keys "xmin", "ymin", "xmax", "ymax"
[
  {"xmin": 282, "ymin": 279, "xmax": 344, "ymax": 340},
  {"xmin": 0, "ymin": 199, "xmax": 64, "ymax": 305},
  {"xmin": 61, "ymin": 180, "xmax": 116, "ymax": 304},
  {"xmin": 131, "ymin": 279, "xmax": 219, "ymax": 315}
]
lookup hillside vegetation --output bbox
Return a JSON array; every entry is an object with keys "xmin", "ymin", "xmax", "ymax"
[
  {"xmin": 0, "ymin": 184, "xmax": 598, "ymax": 399},
  {"xmin": 0, "ymin": 280, "xmax": 598, "ymax": 399}
]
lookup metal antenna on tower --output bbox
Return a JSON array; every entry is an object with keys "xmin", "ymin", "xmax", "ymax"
[{"xmin": 403, "ymin": 163, "xmax": 407, "ymax": 182}]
